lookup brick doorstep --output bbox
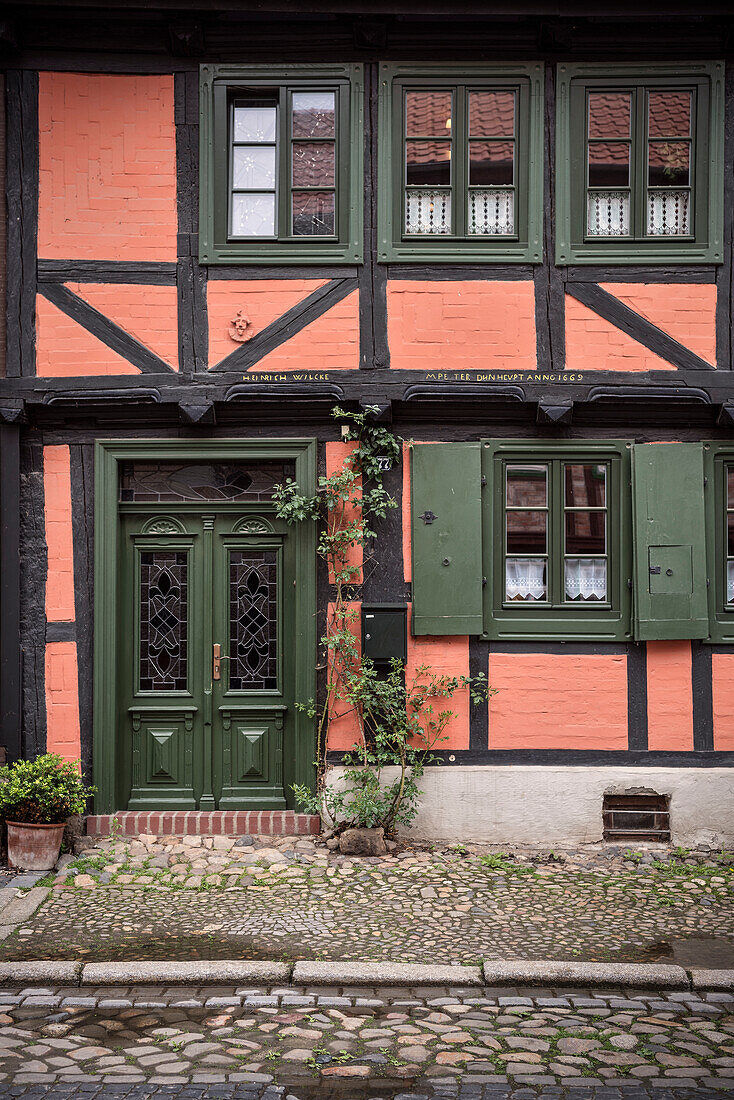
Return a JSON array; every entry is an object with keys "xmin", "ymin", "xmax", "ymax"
[{"xmin": 85, "ymin": 810, "xmax": 321, "ymax": 837}]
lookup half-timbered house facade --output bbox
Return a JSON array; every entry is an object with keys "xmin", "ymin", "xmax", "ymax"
[{"xmin": 2, "ymin": 0, "xmax": 733, "ymax": 846}]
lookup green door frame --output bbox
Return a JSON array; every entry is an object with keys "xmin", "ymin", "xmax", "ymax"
[{"xmin": 93, "ymin": 438, "xmax": 317, "ymax": 814}]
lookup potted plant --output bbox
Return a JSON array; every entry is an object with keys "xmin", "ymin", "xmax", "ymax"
[{"xmin": 0, "ymin": 754, "xmax": 95, "ymax": 871}]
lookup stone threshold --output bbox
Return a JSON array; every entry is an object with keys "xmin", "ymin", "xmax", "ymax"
[
  {"xmin": 86, "ymin": 810, "xmax": 321, "ymax": 837},
  {"xmin": 0, "ymin": 958, "xmax": 730, "ymax": 991}
]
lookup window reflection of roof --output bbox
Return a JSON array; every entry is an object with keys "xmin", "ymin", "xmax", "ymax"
[
  {"xmin": 407, "ymin": 91, "xmax": 515, "ymax": 135},
  {"xmin": 589, "ymin": 92, "xmax": 690, "ymax": 137}
]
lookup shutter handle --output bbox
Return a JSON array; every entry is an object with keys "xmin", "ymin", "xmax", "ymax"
[{"xmin": 442, "ymin": 557, "xmax": 451, "ymax": 566}]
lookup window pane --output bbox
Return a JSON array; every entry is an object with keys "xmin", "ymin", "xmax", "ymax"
[
  {"xmin": 469, "ymin": 189, "xmax": 514, "ymax": 235},
  {"xmin": 469, "ymin": 140, "xmax": 514, "ymax": 186},
  {"xmin": 292, "ymin": 92, "xmax": 335, "ymax": 138},
  {"xmin": 587, "ymin": 191, "xmax": 630, "ymax": 236},
  {"xmin": 406, "ymin": 91, "xmax": 452, "ymax": 137},
  {"xmin": 232, "ymin": 146, "xmax": 276, "ymax": 190},
  {"xmin": 589, "ymin": 142, "xmax": 630, "ymax": 187},
  {"xmin": 727, "ymin": 468, "xmax": 734, "ymax": 509},
  {"xmin": 469, "ymin": 91, "xmax": 515, "ymax": 137},
  {"xmin": 728, "ymin": 560, "xmax": 734, "ymax": 605},
  {"xmin": 588, "ymin": 92, "xmax": 631, "ymax": 139},
  {"xmin": 648, "ymin": 91, "xmax": 691, "ymax": 138},
  {"xmin": 506, "ymin": 558, "xmax": 547, "ymax": 601},
  {"xmin": 234, "ymin": 106, "xmax": 277, "ymax": 142},
  {"xmin": 292, "ymin": 191, "xmax": 335, "ymax": 236},
  {"xmin": 565, "ymin": 464, "xmax": 606, "ymax": 508},
  {"xmin": 232, "ymin": 193, "xmax": 275, "ymax": 236},
  {"xmin": 405, "ymin": 190, "xmax": 451, "ymax": 235},
  {"xmin": 506, "ymin": 465, "xmax": 547, "ymax": 507},
  {"xmin": 507, "ymin": 510, "xmax": 546, "ymax": 554},
  {"xmin": 648, "ymin": 141, "xmax": 689, "ymax": 187},
  {"xmin": 647, "ymin": 190, "xmax": 690, "ymax": 236},
  {"xmin": 565, "ymin": 511, "xmax": 606, "ymax": 555},
  {"xmin": 728, "ymin": 512, "xmax": 734, "ymax": 557},
  {"xmin": 406, "ymin": 140, "xmax": 451, "ymax": 186},
  {"xmin": 565, "ymin": 559, "xmax": 607, "ymax": 602},
  {"xmin": 292, "ymin": 141, "xmax": 335, "ymax": 187}
]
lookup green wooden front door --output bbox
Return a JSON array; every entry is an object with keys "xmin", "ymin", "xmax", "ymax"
[{"xmin": 118, "ymin": 509, "xmax": 296, "ymax": 811}]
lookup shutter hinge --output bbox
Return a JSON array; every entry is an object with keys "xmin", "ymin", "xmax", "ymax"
[
  {"xmin": 481, "ymin": 476, "xmax": 487, "ymax": 487},
  {"xmin": 482, "ymin": 576, "xmax": 487, "ymax": 587},
  {"xmin": 649, "ymin": 565, "xmax": 661, "ymax": 575}
]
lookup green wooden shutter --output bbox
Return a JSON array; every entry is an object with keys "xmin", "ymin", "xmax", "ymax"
[
  {"xmin": 411, "ymin": 442, "xmax": 483, "ymax": 635},
  {"xmin": 631, "ymin": 443, "xmax": 709, "ymax": 641}
]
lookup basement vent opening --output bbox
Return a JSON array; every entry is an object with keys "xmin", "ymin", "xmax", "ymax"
[{"xmin": 603, "ymin": 792, "xmax": 670, "ymax": 842}]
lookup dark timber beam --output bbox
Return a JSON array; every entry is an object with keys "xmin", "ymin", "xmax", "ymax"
[{"xmin": 0, "ymin": 425, "xmax": 21, "ymax": 761}]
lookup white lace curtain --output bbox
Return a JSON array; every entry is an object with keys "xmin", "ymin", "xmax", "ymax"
[
  {"xmin": 728, "ymin": 561, "xmax": 734, "ymax": 604},
  {"xmin": 564, "ymin": 559, "xmax": 607, "ymax": 601},
  {"xmin": 505, "ymin": 558, "xmax": 546, "ymax": 601}
]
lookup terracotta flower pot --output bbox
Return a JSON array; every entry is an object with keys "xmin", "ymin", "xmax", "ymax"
[{"xmin": 6, "ymin": 822, "xmax": 65, "ymax": 871}]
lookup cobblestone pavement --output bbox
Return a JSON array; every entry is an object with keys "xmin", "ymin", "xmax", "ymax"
[
  {"xmin": 0, "ymin": 836, "xmax": 732, "ymax": 964},
  {"xmin": 0, "ymin": 983, "xmax": 733, "ymax": 1098}
]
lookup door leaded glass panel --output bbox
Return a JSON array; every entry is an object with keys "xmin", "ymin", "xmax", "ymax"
[
  {"xmin": 120, "ymin": 462, "xmax": 295, "ymax": 503},
  {"xmin": 139, "ymin": 551, "xmax": 188, "ymax": 691},
  {"xmin": 229, "ymin": 551, "xmax": 278, "ymax": 690}
]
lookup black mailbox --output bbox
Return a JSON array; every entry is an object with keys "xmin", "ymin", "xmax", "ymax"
[{"xmin": 362, "ymin": 604, "xmax": 407, "ymax": 665}]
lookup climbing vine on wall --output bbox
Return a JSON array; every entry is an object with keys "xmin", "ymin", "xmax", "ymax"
[{"xmin": 274, "ymin": 406, "xmax": 491, "ymax": 833}]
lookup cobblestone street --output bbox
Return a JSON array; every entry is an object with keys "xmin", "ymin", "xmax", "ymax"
[
  {"xmin": 0, "ymin": 836, "xmax": 732, "ymax": 965},
  {"xmin": 0, "ymin": 981, "xmax": 733, "ymax": 1098}
]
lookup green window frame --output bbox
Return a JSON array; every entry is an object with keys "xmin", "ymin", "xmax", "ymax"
[
  {"xmin": 704, "ymin": 443, "xmax": 734, "ymax": 643},
  {"xmin": 482, "ymin": 441, "xmax": 632, "ymax": 641},
  {"xmin": 556, "ymin": 62, "xmax": 724, "ymax": 265},
  {"xmin": 199, "ymin": 64, "xmax": 363, "ymax": 264},
  {"xmin": 378, "ymin": 64, "xmax": 544, "ymax": 263}
]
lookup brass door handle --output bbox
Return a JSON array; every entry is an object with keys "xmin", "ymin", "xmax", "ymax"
[{"xmin": 212, "ymin": 644, "xmax": 230, "ymax": 680}]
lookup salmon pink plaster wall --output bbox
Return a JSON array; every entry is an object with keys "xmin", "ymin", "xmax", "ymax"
[
  {"xmin": 601, "ymin": 284, "xmax": 716, "ymax": 366},
  {"xmin": 44, "ymin": 445, "xmax": 75, "ymax": 622},
  {"xmin": 206, "ymin": 281, "xmax": 327, "ymax": 366},
  {"xmin": 387, "ymin": 281, "xmax": 536, "ymax": 371},
  {"xmin": 646, "ymin": 641, "xmax": 693, "ymax": 750},
  {"xmin": 43, "ymin": 445, "xmax": 81, "ymax": 762},
  {"xmin": 325, "ymin": 442, "xmax": 363, "ymax": 584},
  {"xmin": 45, "ymin": 642, "xmax": 82, "ymax": 764},
  {"xmin": 407, "ymin": 608, "xmax": 470, "ymax": 750},
  {"xmin": 565, "ymin": 295, "xmax": 675, "ymax": 373},
  {"xmin": 325, "ymin": 601, "xmax": 362, "ymax": 752},
  {"xmin": 38, "ymin": 73, "xmax": 177, "ymax": 261},
  {"xmin": 36, "ymin": 294, "xmax": 139, "ymax": 376},
  {"xmin": 712, "ymin": 653, "xmax": 734, "ymax": 750},
  {"xmin": 488, "ymin": 652, "xmax": 628, "ymax": 749},
  {"xmin": 253, "ymin": 291, "xmax": 359, "ymax": 372},
  {"xmin": 66, "ymin": 283, "xmax": 179, "ymax": 369}
]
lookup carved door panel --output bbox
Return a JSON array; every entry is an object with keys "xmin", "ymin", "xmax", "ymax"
[{"xmin": 117, "ymin": 509, "xmax": 294, "ymax": 811}]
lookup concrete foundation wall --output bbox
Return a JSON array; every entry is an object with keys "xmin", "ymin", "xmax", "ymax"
[{"xmin": 327, "ymin": 765, "xmax": 734, "ymax": 848}]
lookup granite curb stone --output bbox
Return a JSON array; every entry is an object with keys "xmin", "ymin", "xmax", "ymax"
[
  {"xmin": 0, "ymin": 960, "xmax": 82, "ymax": 982},
  {"xmin": 292, "ymin": 961, "xmax": 484, "ymax": 985},
  {"xmin": 689, "ymin": 966, "xmax": 734, "ymax": 990},
  {"xmin": 481, "ymin": 960, "xmax": 689, "ymax": 988},
  {"xmin": 80, "ymin": 961, "xmax": 293, "ymax": 984}
]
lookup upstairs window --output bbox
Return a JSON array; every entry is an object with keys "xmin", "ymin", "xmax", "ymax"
[
  {"xmin": 200, "ymin": 65, "xmax": 363, "ymax": 264},
  {"xmin": 378, "ymin": 65, "xmax": 543, "ymax": 263},
  {"xmin": 556, "ymin": 63, "xmax": 724, "ymax": 265}
]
